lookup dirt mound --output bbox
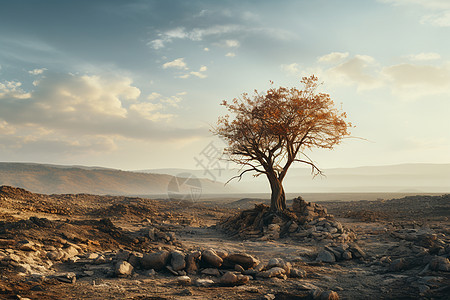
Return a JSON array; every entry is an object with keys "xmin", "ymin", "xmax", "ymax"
[
  {"xmin": 218, "ymin": 197, "xmax": 356, "ymax": 243},
  {"xmin": 324, "ymin": 194, "xmax": 450, "ymax": 223}
]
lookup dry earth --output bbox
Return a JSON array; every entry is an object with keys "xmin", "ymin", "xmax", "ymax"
[{"xmin": 0, "ymin": 186, "xmax": 449, "ymax": 299}]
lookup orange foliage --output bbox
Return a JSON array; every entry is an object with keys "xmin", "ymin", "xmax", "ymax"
[{"xmin": 213, "ymin": 76, "xmax": 352, "ymax": 212}]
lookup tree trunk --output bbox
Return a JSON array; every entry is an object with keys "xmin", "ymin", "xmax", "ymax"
[{"xmin": 268, "ymin": 175, "xmax": 286, "ymax": 213}]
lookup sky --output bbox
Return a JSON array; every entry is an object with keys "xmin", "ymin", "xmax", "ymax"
[{"xmin": 0, "ymin": 0, "xmax": 449, "ymax": 172}]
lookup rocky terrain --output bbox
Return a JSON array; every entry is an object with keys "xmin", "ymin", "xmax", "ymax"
[{"xmin": 0, "ymin": 185, "xmax": 449, "ymax": 299}]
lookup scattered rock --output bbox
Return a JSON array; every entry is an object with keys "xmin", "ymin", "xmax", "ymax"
[
  {"xmin": 141, "ymin": 251, "xmax": 169, "ymax": 270},
  {"xmin": 177, "ymin": 275, "xmax": 191, "ymax": 285},
  {"xmin": 170, "ymin": 250, "xmax": 186, "ymax": 271},
  {"xmin": 225, "ymin": 253, "xmax": 259, "ymax": 269},
  {"xmin": 316, "ymin": 250, "xmax": 336, "ymax": 263},
  {"xmin": 194, "ymin": 278, "xmax": 215, "ymax": 287},
  {"xmin": 220, "ymin": 271, "xmax": 249, "ymax": 286},
  {"xmin": 202, "ymin": 249, "xmax": 223, "ymax": 268},
  {"xmin": 115, "ymin": 260, "xmax": 133, "ymax": 277}
]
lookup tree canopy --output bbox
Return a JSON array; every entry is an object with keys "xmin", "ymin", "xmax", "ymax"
[{"xmin": 214, "ymin": 76, "xmax": 352, "ymax": 212}]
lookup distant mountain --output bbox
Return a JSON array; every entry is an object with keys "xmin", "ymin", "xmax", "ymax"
[
  {"xmin": 0, "ymin": 162, "xmax": 236, "ymax": 196},
  {"xmin": 140, "ymin": 163, "xmax": 450, "ymax": 193}
]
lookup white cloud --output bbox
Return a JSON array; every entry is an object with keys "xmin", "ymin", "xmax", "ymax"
[
  {"xmin": 204, "ymin": 47, "xmax": 210, "ymax": 51},
  {"xmin": 0, "ymin": 72, "xmax": 204, "ymax": 147},
  {"xmin": 179, "ymin": 66, "xmax": 208, "ymax": 79},
  {"xmin": 147, "ymin": 92, "xmax": 162, "ymax": 101},
  {"xmin": 225, "ymin": 52, "xmax": 236, "ymax": 57},
  {"xmin": 129, "ymin": 102, "xmax": 171, "ymax": 121},
  {"xmin": 148, "ymin": 25, "xmax": 240, "ymax": 49},
  {"xmin": 407, "ymin": 52, "xmax": 441, "ymax": 61},
  {"xmin": 382, "ymin": 63, "xmax": 450, "ymax": 98},
  {"xmin": 291, "ymin": 51, "xmax": 450, "ymax": 99},
  {"xmin": 421, "ymin": 11, "xmax": 450, "ymax": 27},
  {"xmin": 326, "ymin": 55, "xmax": 382, "ymax": 90},
  {"xmin": 162, "ymin": 58, "xmax": 188, "ymax": 70},
  {"xmin": 318, "ymin": 52, "xmax": 349, "ymax": 63},
  {"xmin": 190, "ymin": 71, "xmax": 207, "ymax": 79},
  {"xmin": 28, "ymin": 68, "xmax": 47, "ymax": 75},
  {"xmin": 381, "ymin": 0, "xmax": 450, "ymax": 27},
  {"xmin": 225, "ymin": 40, "xmax": 240, "ymax": 48},
  {"xmin": 281, "ymin": 63, "xmax": 300, "ymax": 75}
]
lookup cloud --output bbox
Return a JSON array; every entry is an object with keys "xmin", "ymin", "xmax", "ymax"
[
  {"xmin": 178, "ymin": 66, "xmax": 208, "ymax": 79},
  {"xmin": 407, "ymin": 52, "xmax": 441, "ymax": 61},
  {"xmin": 0, "ymin": 72, "xmax": 205, "ymax": 149},
  {"xmin": 326, "ymin": 55, "xmax": 382, "ymax": 90},
  {"xmin": 162, "ymin": 58, "xmax": 188, "ymax": 70},
  {"xmin": 318, "ymin": 52, "xmax": 349, "ymax": 63},
  {"xmin": 28, "ymin": 68, "xmax": 47, "ymax": 75},
  {"xmin": 225, "ymin": 52, "xmax": 236, "ymax": 57},
  {"xmin": 382, "ymin": 63, "xmax": 450, "ymax": 98},
  {"xmin": 284, "ymin": 52, "xmax": 450, "ymax": 98},
  {"xmin": 148, "ymin": 25, "xmax": 240, "ymax": 49},
  {"xmin": 380, "ymin": 0, "xmax": 450, "ymax": 27},
  {"xmin": 204, "ymin": 47, "xmax": 210, "ymax": 52},
  {"xmin": 225, "ymin": 40, "xmax": 240, "ymax": 48},
  {"xmin": 281, "ymin": 63, "xmax": 300, "ymax": 74}
]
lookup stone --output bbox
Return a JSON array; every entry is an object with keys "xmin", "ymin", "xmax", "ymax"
[
  {"xmin": 202, "ymin": 249, "xmax": 223, "ymax": 268},
  {"xmin": 115, "ymin": 260, "xmax": 133, "ymax": 277},
  {"xmin": 185, "ymin": 251, "xmax": 201, "ymax": 274},
  {"xmin": 225, "ymin": 253, "xmax": 259, "ymax": 269},
  {"xmin": 177, "ymin": 276, "xmax": 191, "ymax": 285},
  {"xmin": 430, "ymin": 256, "xmax": 450, "ymax": 271},
  {"xmin": 54, "ymin": 272, "xmax": 77, "ymax": 284},
  {"xmin": 389, "ymin": 258, "xmax": 405, "ymax": 272},
  {"xmin": 62, "ymin": 246, "xmax": 79, "ymax": 259},
  {"xmin": 170, "ymin": 250, "xmax": 186, "ymax": 271},
  {"xmin": 220, "ymin": 271, "xmax": 249, "ymax": 286},
  {"xmin": 141, "ymin": 251, "xmax": 170, "ymax": 270},
  {"xmin": 342, "ymin": 251, "xmax": 352, "ymax": 260},
  {"xmin": 290, "ymin": 268, "xmax": 306, "ymax": 278},
  {"xmin": 115, "ymin": 249, "xmax": 130, "ymax": 261},
  {"xmin": 128, "ymin": 252, "xmax": 143, "ymax": 267},
  {"xmin": 267, "ymin": 258, "xmax": 291, "ymax": 274},
  {"xmin": 316, "ymin": 250, "xmax": 336, "ymax": 263},
  {"xmin": 349, "ymin": 244, "xmax": 366, "ymax": 259},
  {"xmin": 320, "ymin": 290, "xmax": 339, "ymax": 300},
  {"xmin": 259, "ymin": 267, "xmax": 285, "ymax": 278},
  {"xmin": 201, "ymin": 268, "xmax": 221, "ymax": 277},
  {"xmin": 194, "ymin": 278, "xmax": 215, "ymax": 287},
  {"xmin": 234, "ymin": 264, "xmax": 245, "ymax": 273},
  {"xmin": 19, "ymin": 242, "xmax": 37, "ymax": 252}
]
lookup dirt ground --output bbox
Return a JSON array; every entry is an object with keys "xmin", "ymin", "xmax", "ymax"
[{"xmin": 0, "ymin": 186, "xmax": 449, "ymax": 299}]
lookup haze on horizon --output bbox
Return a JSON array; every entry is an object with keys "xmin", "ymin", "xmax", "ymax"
[{"xmin": 0, "ymin": 0, "xmax": 449, "ymax": 172}]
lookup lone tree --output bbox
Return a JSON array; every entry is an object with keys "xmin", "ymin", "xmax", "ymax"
[{"xmin": 214, "ymin": 76, "xmax": 352, "ymax": 213}]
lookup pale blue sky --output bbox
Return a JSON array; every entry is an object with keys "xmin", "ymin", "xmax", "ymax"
[{"xmin": 0, "ymin": 0, "xmax": 449, "ymax": 170}]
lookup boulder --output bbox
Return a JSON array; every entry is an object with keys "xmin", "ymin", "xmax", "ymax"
[
  {"xmin": 115, "ymin": 260, "xmax": 133, "ymax": 277},
  {"xmin": 316, "ymin": 250, "xmax": 336, "ymax": 263},
  {"xmin": 225, "ymin": 253, "xmax": 259, "ymax": 269},
  {"xmin": 259, "ymin": 267, "xmax": 285, "ymax": 278},
  {"xmin": 430, "ymin": 256, "xmax": 450, "ymax": 271},
  {"xmin": 141, "ymin": 251, "xmax": 170, "ymax": 270},
  {"xmin": 202, "ymin": 249, "xmax": 223, "ymax": 268},
  {"xmin": 220, "ymin": 271, "xmax": 249, "ymax": 286},
  {"xmin": 194, "ymin": 278, "xmax": 215, "ymax": 287},
  {"xmin": 170, "ymin": 250, "xmax": 186, "ymax": 271},
  {"xmin": 290, "ymin": 268, "xmax": 306, "ymax": 278},
  {"xmin": 177, "ymin": 275, "xmax": 191, "ymax": 285},
  {"xmin": 185, "ymin": 251, "xmax": 201, "ymax": 274},
  {"xmin": 320, "ymin": 290, "xmax": 339, "ymax": 300}
]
